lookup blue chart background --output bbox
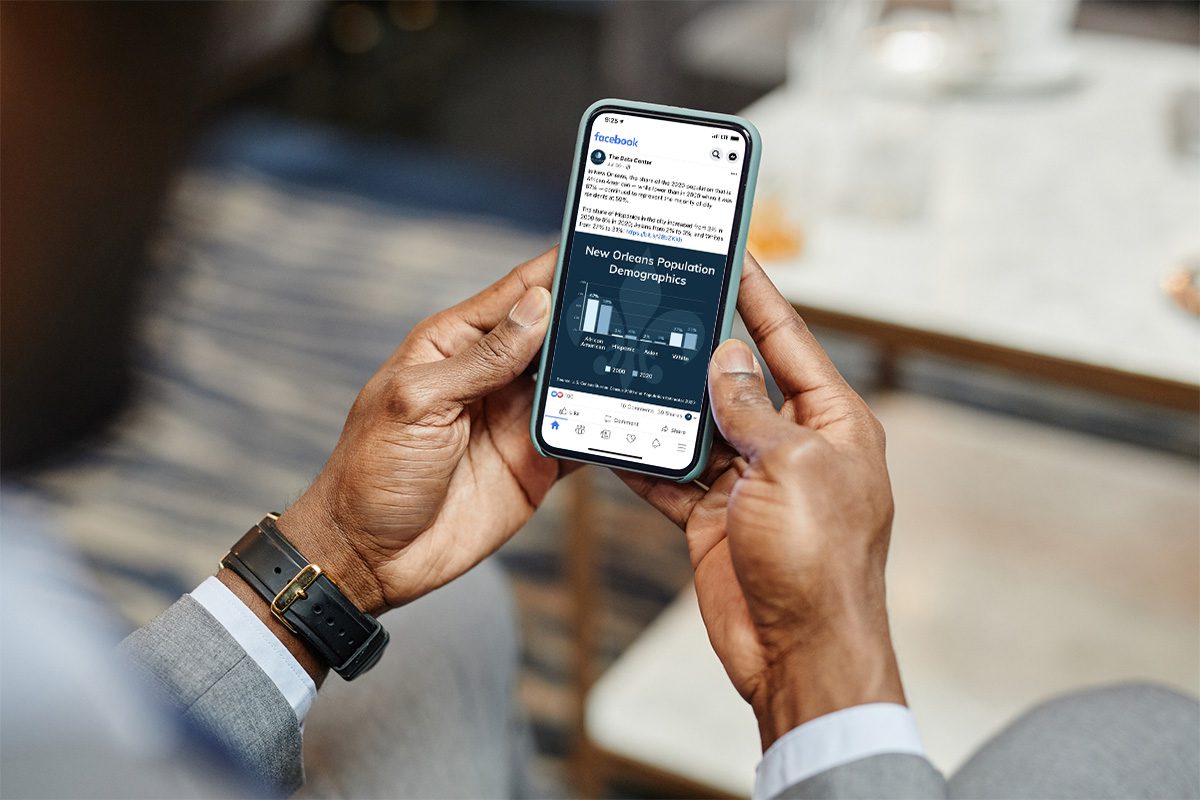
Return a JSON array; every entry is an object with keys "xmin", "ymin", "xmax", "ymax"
[{"xmin": 547, "ymin": 231, "xmax": 728, "ymax": 411}]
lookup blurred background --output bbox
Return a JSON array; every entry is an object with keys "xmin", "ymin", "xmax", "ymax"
[{"xmin": 2, "ymin": 1, "xmax": 1197, "ymax": 797}]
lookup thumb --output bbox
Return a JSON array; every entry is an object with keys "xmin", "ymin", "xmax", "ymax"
[
  {"xmin": 436, "ymin": 286, "xmax": 550, "ymax": 405},
  {"xmin": 708, "ymin": 339, "xmax": 793, "ymax": 460}
]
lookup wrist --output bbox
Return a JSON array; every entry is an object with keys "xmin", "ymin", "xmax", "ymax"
[
  {"xmin": 276, "ymin": 493, "xmax": 387, "ymax": 617},
  {"xmin": 752, "ymin": 618, "xmax": 906, "ymax": 750},
  {"xmin": 216, "ymin": 567, "xmax": 329, "ymax": 684},
  {"xmin": 219, "ymin": 510, "xmax": 392, "ymax": 683}
]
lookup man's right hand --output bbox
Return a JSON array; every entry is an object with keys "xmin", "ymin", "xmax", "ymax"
[{"xmin": 620, "ymin": 254, "xmax": 906, "ymax": 750}]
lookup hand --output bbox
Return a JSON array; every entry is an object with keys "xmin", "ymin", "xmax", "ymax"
[
  {"xmin": 620, "ymin": 255, "xmax": 905, "ymax": 749},
  {"xmin": 270, "ymin": 248, "xmax": 571, "ymax": 620}
]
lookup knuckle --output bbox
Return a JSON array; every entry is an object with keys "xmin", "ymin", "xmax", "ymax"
[
  {"xmin": 403, "ymin": 317, "xmax": 446, "ymax": 357},
  {"xmin": 722, "ymin": 374, "xmax": 768, "ymax": 408},
  {"xmin": 411, "ymin": 311, "xmax": 443, "ymax": 339},
  {"xmin": 856, "ymin": 405, "xmax": 887, "ymax": 450},
  {"xmin": 868, "ymin": 413, "xmax": 887, "ymax": 449},
  {"xmin": 381, "ymin": 369, "xmax": 427, "ymax": 421},
  {"xmin": 750, "ymin": 306, "xmax": 809, "ymax": 344},
  {"xmin": 475, "ymin": 327, "xmax": 520, "ymax": 367},
  {"xmin": 760, "ymin": 433, "xmax": 821, "ymax": 474},
  {"xmin": 511, "ymin": 260, "xmax": 536, "ymax": 290}
]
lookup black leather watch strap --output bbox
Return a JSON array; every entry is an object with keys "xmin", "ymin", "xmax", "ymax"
[{"xmin": 221, "ymin": 515, "xmax": 388, "ymax": 680}]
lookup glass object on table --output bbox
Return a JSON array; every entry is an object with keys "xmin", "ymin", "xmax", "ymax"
[
  {"xmin": 952, "ymin": 0, "xmax": 1081, "ymax": 93},
  {"xmin": 755, "ymin": 0, "xmax": 952, "ymax": 266},
  {"xmin": 1168, "ymin": 86, "xmax": 1200, "ymax": 163},
  {"xmin": 751, "ymin": 0, "xmax": 885, "ymax": 263},
  {"xmin": 835, "ymin": 17, "xmax": 959, "ymax": 222}
]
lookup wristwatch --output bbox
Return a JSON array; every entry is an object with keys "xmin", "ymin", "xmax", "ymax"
[{"xmin": 221, "ymin": 514, "xmax": 389, "ymax": 680}]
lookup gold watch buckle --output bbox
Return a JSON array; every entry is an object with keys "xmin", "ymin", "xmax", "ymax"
[{"xmin": 271, "ymin": 563, "xmax": 323, "ymax": 633}]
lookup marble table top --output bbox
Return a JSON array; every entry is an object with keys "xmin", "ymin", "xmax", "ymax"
[{"xmin": 743, "ymin": 32, "xmax": 1200, "ymax": 387}]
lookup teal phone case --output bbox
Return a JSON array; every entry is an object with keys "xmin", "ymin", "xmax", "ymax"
[{"xmin": 530, "ymin": 98, "xmax": 761, "ymax": 482}]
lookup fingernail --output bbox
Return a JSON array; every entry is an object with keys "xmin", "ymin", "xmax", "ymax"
[
  {"xmin": 509, "ymin": 288, "xmax": 548, "ymax": 327},
  {"xmin": 713, "ymin": 339, "xmax": 756, "ymax": 374}
]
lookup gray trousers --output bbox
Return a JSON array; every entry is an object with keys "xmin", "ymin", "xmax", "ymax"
[
  {"xmin": 948, "ymin": 682, "xmax": 1200, "ymax": 799},
  {"xmin": 792, "ymin": 683, "xmax": 1199, "ymax": 799},
  {"xmin": 297, "ymin": 561, "xmax": 537, "ymax": 799}
]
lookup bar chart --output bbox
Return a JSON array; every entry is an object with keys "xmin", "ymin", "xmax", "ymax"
[
  {"xmin": 576, "ymin": 282, "xmax": 703, "ymax": 352},
  {"xmin": 581, "ymin": 294, "xmax": 614, "ymax": 335}
]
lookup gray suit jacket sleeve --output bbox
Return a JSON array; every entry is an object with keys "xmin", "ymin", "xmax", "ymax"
[
  {"xmin": 118, "ymin": 594, "xmax": 304, "ymax": 794},
  {"xmin": 776, "ymin": 754, "xmax": 947, "ymax": 800}
]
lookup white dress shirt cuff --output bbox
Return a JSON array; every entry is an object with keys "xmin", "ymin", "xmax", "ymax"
[
  {"xmin": 753, "ymin": 703, "xmax": 926, "ymax": 800},
  {"xmin": 190, "ymin": 576, "xmax": 316, "ymax": 722}
]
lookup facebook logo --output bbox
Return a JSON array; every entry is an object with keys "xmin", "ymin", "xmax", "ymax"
[{"xmin": 593, "ymin": 132, "xmax": 639, "ymax": 147}]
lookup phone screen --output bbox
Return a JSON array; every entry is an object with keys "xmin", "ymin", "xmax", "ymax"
[{"xmin": 534, "ymin": 105, "xmax": 753, "ymax": 478}]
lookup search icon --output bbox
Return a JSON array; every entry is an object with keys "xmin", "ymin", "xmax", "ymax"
[{"xmin": 710, "ymin": 147, "xmax": 723, "ymax": 161}]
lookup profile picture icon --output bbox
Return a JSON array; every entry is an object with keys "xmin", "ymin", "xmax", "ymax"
[{"xmin": 590, "ymin": 149, "xmax": 607, "ymax": 165}]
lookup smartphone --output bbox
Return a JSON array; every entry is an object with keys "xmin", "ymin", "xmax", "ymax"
[{"xmin": 530, "ymin": 99, "xmax": 761, "ymax": 481}]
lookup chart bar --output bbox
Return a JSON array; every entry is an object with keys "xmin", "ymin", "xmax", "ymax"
[
  {"xmin": 597, "ymin": 301, "xmax": 613, "ymax": 335},
  {"xmin": 582, "ymin": 296, "xmax": 600, "ymax": 333},
  {"xmin": 575, "ymin": 283, "xmax": 705, "ymax": 351}
]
